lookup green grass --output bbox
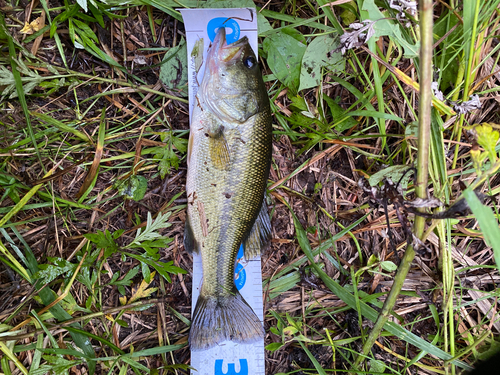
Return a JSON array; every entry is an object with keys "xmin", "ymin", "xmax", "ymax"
[{"xmin": 1, "ymin": 0, "xmax": 500, "ymax": 374}]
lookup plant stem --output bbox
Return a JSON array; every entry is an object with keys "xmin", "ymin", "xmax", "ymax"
[
  {"xmin": 451, "ymin": 0, "xmax": 480, "ymax": 171},
  {"xmin": 352, "ymin": 0, "xmax": 433, "ymax": 369}
]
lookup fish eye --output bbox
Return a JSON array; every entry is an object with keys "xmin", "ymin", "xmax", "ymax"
[{"xmin": 244, "ymin": 56, "xmax": 256, "ymax": 69}]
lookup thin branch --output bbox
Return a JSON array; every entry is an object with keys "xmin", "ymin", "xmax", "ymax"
[{"xmin": 352, "ymin": 0, "xmax": 433, "ymax": 369}]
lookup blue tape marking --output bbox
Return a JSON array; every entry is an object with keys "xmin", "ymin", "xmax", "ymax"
[
  {"xmin": 235, "ymin": 245, "xmax": 246, "ymax": 289},
  {"xmin": 207, "ymin": 18, "xmax": 241, "ymax": 44},
  {"xmin": 234, "ymin": 263, "xmax": 246, "ymax": 290},
  {"xmin": 237, "ymin": 244, "xmax": 244, "ymax": 259},
  {"xmin": 214, "ymin": 359, "xmax": 249, "ymax": 375}
]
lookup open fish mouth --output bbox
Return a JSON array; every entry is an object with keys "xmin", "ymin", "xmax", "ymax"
[{"xmin": 208, "ymin": 27, "xmax": 248, "ymax": 68}]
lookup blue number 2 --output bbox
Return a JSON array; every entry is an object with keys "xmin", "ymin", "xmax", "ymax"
[{"xmin": 214, "ymin": 359, "xmax": 248, "ymax": 375}]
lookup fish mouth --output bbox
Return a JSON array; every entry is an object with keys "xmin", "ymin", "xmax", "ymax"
[{"xmin": 208, "ymin": 27, "xmax": 248, "ymax": 68}]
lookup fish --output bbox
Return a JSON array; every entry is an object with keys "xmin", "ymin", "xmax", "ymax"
[{"xmin": 184, "ymin": 27, "xmax": 273, "ymax": 350}]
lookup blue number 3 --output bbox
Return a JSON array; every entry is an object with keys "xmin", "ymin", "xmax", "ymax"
[{"xmin": 214, "ymin": 359, "xmax": 248, "ymax": 375}]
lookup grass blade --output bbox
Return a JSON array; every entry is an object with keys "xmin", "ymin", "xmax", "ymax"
[
  {"xmin": 289, "ymin": 208, "xmax": 472, "ymax": 371},
  {"xmin": 76, "ymin": 110, "xmax": 106, "ymax": 198},
  {"xmin": 463, "ymin": 188, "xmax": 500, "ymax": 272},
  {"xmin": 32, "ymin": 112, "xmax": 91, "ymax": 143},
  {"xmin": 2, "ymin": 15, "xmax": 43, "ymax": 169}
]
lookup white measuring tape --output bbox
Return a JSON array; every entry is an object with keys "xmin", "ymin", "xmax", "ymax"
[{"xmin": 181, "ymin": 8, "xmax": 265, "ymax": 375}]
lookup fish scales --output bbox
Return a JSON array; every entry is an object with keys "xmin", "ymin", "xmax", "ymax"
[
  {"xmin": 185, "ymin": 28, "xmax": 272, "ymax": 350},
  {"xmin": 189, "ymin": 109, "xmax": 271, "ymax": 293}
]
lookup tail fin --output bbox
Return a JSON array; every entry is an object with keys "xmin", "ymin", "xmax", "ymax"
[{"xmin": 189, "ymin": 291, "xmax": 264, "ymax": 350}]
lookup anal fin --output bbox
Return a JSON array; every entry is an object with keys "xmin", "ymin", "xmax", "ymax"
[{"xmin": 243, "ymin": 200, "xmax": 272, "ymax": 260}]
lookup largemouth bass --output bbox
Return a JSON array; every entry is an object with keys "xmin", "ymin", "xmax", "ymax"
[{"xmin": 185, "ymin": 28, "xmax": 272, "ymax": 350}]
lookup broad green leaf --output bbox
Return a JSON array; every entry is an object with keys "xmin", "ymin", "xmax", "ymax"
[
  {"xmin": 286, "ymin": 313, "xmax": 302, "ymax": 330},
  {"xmin": 299, "ymin": 34, "xmax": 344, "ymax": 92},
  {"xmin": 405, "ymin": 120, "xmax": 418, "ymax": 138},
  {"xmin": 265, "ymin": 342, "xmax": 283, "ymax": 352},
  {"xmin": 281, "ymin": 27, "xmax": 306, "ymax": 44},
  {"xmin": 257, "ymin": 13, "xmax": 272, "ymax": 35},
  {"xmin": 381, "ymin": 261, "xmax": 397, "ymax": 272},
  {"xmin": 360, "ymin": 0, "xmax": 419, "ymax": 58},
  {"xmin": 368, "ymin": 164, "xmax": 413, "ymax": 190},
  {"xmin": 61, "ymin": 292, "xmax": 91, "ymax": 314},
  {"xmin": 475, "ymin": 123, "xmax": 499, "ymax": 163},
  {"xmin": 464, "ymin": 188, "xmax": 500, "ymax": 273},
  {"xmin": 172, "ymin": 135, "xmax": 188, "ymax": 153},
  {"xmin": 142, "ymin": 261, "xmax": 151, "ymax": 283},
  {"xmin": 34, "ymin": 258, "xmax": 76, "ymax": 284},
  {"xmin": 263, "ymin": 31, "xmax": 307, "ymax": 93},
  {"xmin": 323, "ymin": 95, "xmax": 357, "ymax": 132},
  {"xmin": 369, "ymin": 359, "xmax": 387, "ymax": 373},
  {"xmin": 367, "ymin": 254, "xmax": 378, "ymax": 267},
  {"xmin": 115, "ymin": 319, "xmax": 129, "ymax": 327},
  {"xmin": 151, "ymin": 146, "xmax": 180, "ymax": 179},
  {"xmin": 64, "ymin": 326, "xmax": 125, "ymax": 355},
  {"xmin": 289, "ymin": 95, "xmax": 308, "ymax": 111},
  {"xmin": 84, "ymin": 229, "xmax": 119, "ymax": 254},
  {"xmin": 339, "ymin": 1, "xmax": 358, "ymax": 25},
  {"xmin": 116, "ymin": 175, "xmax": 148, "ymax": 201},
  {"xmin": 283, "ymin": 325, "xmax": 299, "ymax": 335},
  {"xmin": 160, "ymin": 38, "xmax": 188, "ymax": 97}
]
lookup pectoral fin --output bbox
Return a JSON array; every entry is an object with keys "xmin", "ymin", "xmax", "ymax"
[
  {"xmin": 208, "ymin": 128, "xmax": 230, "ymax": 170},
  {"xmin": 243, "ymin": 201, "xmax": 272, "ymax": 260}
]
